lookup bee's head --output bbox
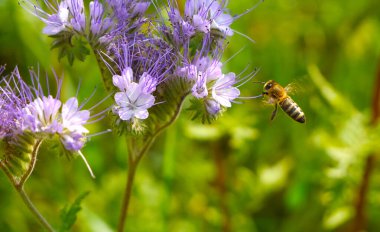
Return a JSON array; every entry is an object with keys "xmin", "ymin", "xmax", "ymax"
[{"xmin": 263, "ymin": 80, "xmax": 275, "ymax": 95}]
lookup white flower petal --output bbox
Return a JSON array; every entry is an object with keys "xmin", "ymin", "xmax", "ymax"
[{"xmin": 134, "ymin": 110, "xmax": 149, "ymax": 119}]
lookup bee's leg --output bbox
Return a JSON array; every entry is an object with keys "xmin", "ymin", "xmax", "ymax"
[{"xmin": 270, "ymin": 104, "xmax": 278, "ymax": 120}]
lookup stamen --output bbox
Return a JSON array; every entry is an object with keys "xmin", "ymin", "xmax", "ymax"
[
  {"xmin": 77, "ymin": 150, "xmax": 95, "ymax": 178},
  {"xmin": 86, "ymin": 129, "xmax": 112, "ymax": 138}
]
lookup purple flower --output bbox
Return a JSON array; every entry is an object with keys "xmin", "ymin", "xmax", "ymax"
[
  {"xmin": 114, "ymin": 82, "xmax": 155, "ymax": 120},
  {"xmin": 0, "ymin": 94, "xmax": 22, "ymax": 139},
  {"xmin": 177, "ymin": 56, "xmax": 240, "ymax": 115},
  {"xmin": 132, "ymin": 2, "xmax": 150, "ymax": 16},
  {"xmin": 20, "ymin": 0, "xmax": 69, "ymax": 35},
  {"xmin": 194, "ymin": 56, "xmax": 223, "ymax": 80},
  {"xmin": 89, "ymin": 0, "xmax": 113, "ymax": 38},
  {"xmin": 175, "ymin": 64, "xmax": 198, "ymax": 80},
  {"xmin": 61, "ymin": 132, "xmax": 86, "ymax": 152},
  {"xmin": 22, "ymin": 0, "xmax": 116, "ymax": 46},
  {"xmin": 0, "ymin": 67, "xmax": 106, "ymax": 177},
  {"xmin": 190, "ymin": 14, "xmax": 210, "ymax": 33},
  {"xmin": 139, "ymin": 73, "xmax": 158, "ymax": 94},
  {"xmin": 183, "ymin": 0, "xmax": 234, "ymax": 36},
  {"xmin": 205, "ymin": 99, "xmax": 221, "ymax": 115},
  {"xmin": 22, "ymin": 96, "xmax": 62, "ymax": 134},
  {"xmin": 112, "ymin": 67, "xmax": 133, "ymax": 91},
  {"xmin": 21, "ymin": 94, "xmax": 93, "ymax": 152},
  {"xmin": 112, "ymin": 67, "xmax": 156, "ymax": 121},
  {"xmin": 42, "ymin": 1, "xmax": 70, "ymax": 35},
  {"xmin": 61, "ymin": 97, "xmax": 90, "ymax": 134},
  {"xmin": 164, "ymin": 5, "xmax": 194, "ymax": 48},
  {"xmin": 67, "ymin": 0, "xmax": 86, "ymax": 33},
  {"xmin": 0, "ymin": 67, "xmax": 34, "ymax": 139},
  {"xmin": 108, "ymin": 37, "xmax": 175, "ymax": 122},
  {"xmin": 211, "ymin": 72, "xmax": 240, "ymax": 107},
  {"xmin": 191, "ymin": 73, "xmax": 208, "ymax": 98},
  {"xmin": 106, "ymin": 0, "xmax": 150, "ymax": 33}
]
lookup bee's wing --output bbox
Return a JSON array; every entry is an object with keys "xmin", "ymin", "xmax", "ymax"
[
  {"xmin": 285, "ymin": 77, "xmax": 310, "ymax": 95},
  {"xmin": 284, "ymin": 82, "xmax": 302, "ymax": 95}
]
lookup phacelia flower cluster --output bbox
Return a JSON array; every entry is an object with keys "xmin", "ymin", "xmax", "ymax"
[
  {"xmin": 24, "ymin": 0, "xmax": 259, "ymax": 128},
  {"xmin": 23, "ymin": 0, "xmax": 150, "ymax": 41},
  {"xmin": 105, "ymin": 0, "xmax": 255, "ymax": 126},
  {"xmin": 107, "ymin": 37, "xmax": 175, "ymax": 123},
  {"xmin": 0, "ymin": 67, "xmax": 103, "ymax": 177},
  {"xmin": 21, "ymin": 0, "xmax": 151, "ymax": 65}
]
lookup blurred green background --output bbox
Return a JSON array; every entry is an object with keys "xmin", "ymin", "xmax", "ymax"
[{"xmin": 1, "ymin": 0, "xmax": 380, "ymax": 231}]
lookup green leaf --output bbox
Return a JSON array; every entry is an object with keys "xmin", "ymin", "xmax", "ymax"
[
  {"xmin": 51, "ymin": 34, "xmax": 90, "ymax": 65},
  {"xmin": 71, "ymin": 37, "xmax": 90, "ymax": 62},
  {"xmin": 59, "ymin": 191, "xmax": 90, "ymax": 232}
]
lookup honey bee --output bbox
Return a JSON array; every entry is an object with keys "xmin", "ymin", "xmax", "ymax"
[{"xmin": 261, "ymin": 80, "xmax": 306, "ymax": 123}]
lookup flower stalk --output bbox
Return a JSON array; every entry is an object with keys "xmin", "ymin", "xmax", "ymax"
[
  {"xmin": 18, "ymin": 188, "xmax": 55, "ymax": 232},
  {"xmin": 117, "ymin": 136, "xmax": 140, "ymax": 232},
  {"xmin": 117, "ymin": 93, "xmax": 187, "ymax": 231},
  {"xmin": 1, "ymin": 139, "xmax": 55, "ymax": 232}
]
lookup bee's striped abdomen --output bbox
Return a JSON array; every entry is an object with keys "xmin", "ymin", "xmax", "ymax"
[{"xmin": 279, "ymin": 97, "xmax": 305, "ymax": 123}]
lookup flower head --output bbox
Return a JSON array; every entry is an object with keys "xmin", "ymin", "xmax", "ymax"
[
  {"xmin": 177, "ymin": 56, "xmax": 240, "ymax": 115},
  {"xmin": 181, "ymin": 0, "xmax": 234, "ymax": 36},
  {"xmin": 22, "ymin": 0, "xmax": 75, "ymax": 36},
  {"xmin": 89, "ymin": 0, "xmax": 113, "ymax": 39},
  {"xmin": 106, "ymin": 0, "xmax": 150, "ymax": 35},
  {"xmin": 0, "ymin": 66, "xmax": 106, "ymax": 177},
  {"xmin": 42, "ymin": 1, "xmax": 70, "ymax": 35},
  {"xmin": 211, "ymin": 72, "xmax": 240, "ymax": 107},
  {"xmin": 0, "ymin": 67, "xmax": 34, "ymax": 139},
  {"xmin": 109, "ymin": 36, "xmax": 175, "ymax": 122},
  {"xmin": 67, "ymin": 0, "xmax": 86, "ymax": 33},
  {"xmin": 114, "ymin": 82, "xmax": 155, "ymax": 121},
  {"xmin": 22, "ymin": 95, "xmax": 62, "ymax": 134}
]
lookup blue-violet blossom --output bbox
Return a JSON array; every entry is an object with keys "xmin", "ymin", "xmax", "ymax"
[
  {"xmin": 178, "ymin": 0, "xmax": 234, "ymax": 36},
  {"xmin": 0, "ymin": 67, "xmax": 101, "ymax": 177},
  {"xmin": 109, "ymin": 37, "xmax": 174, "ymax": 122},
  {"xmin": 177, "ymin": 56, "xmax": 240, "ymax": 115}
]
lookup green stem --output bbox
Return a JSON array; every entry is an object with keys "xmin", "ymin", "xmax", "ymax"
[
  {"xmin": 117, "ymin": 94, "xmax": 187, "ymax": 231},
  {"xmin": 1, "ymin": 139, "xmax": 55, "ymax": 231},
  {"xmin": 117, "ymin": 136, "xmax": 155, "ymax": 232},
  {"xmin": 162, "ymin": 128, "xmax": 177, "ymax": 231},
  {"xmin": 17, "ymin": 187, "xmax": 55, "ymax": 232},
  {"xmin": 117, "ymin": 154, "xmax": 138, "ymax": 232}
]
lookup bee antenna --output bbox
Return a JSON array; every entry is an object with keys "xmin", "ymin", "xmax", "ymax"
[{"xmin": 253, "ymin": 81, "xmax": 266, "ymax": 84}]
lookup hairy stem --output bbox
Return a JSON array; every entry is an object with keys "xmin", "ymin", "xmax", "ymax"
[
  {"xmin": 1, "ymin": 139, "xmax": 54, "ymax": 231},
  {"xmin": 117, "ymin": 95, "xmax": 187, "ymax": 231},
  {"xmin": 117, "ymin": 153, "xmax": 138, "ymax": 232},
  {"xmin": 117, "ymin": 136, "xmax": 155, "ymax": 232},
  {"xmin": 18, "ymin": 187, "xmax": 55, "ymax": 232}
]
